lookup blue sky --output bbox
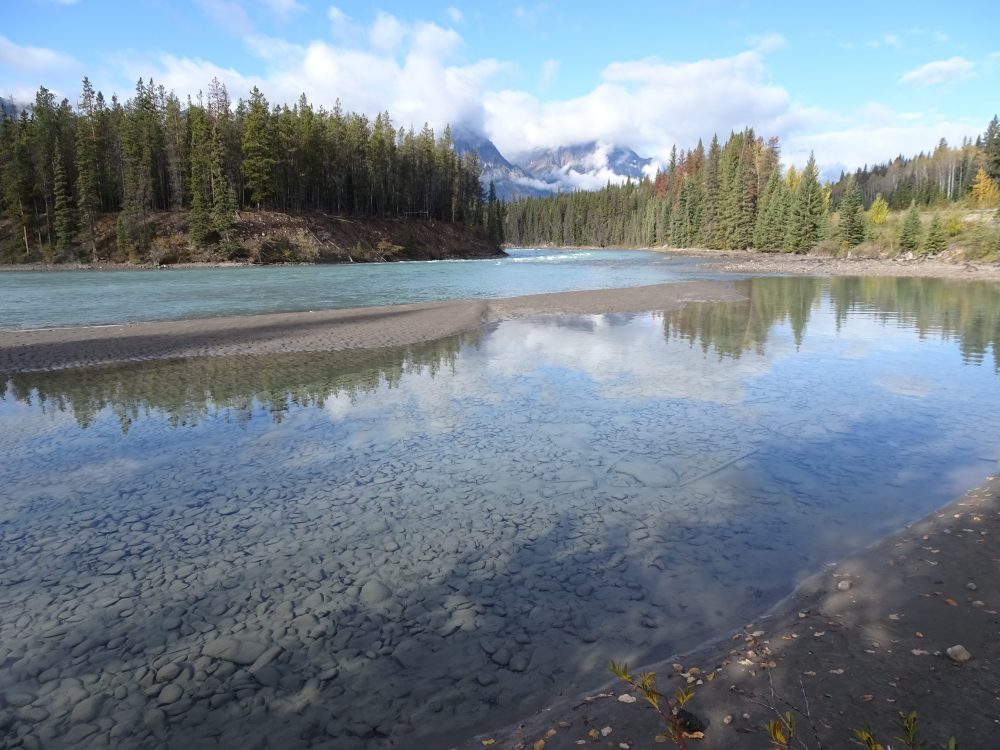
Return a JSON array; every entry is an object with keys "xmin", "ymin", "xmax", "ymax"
[{"xmin": 2, "ymin": 0, "xmax": 999, "ymax": 176}]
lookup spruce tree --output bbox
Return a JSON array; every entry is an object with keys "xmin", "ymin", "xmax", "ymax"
[
  {"xmin": 52, "ymin": 150, "xmax": 76, "ymax": 254},
  {"xmin": 898, "ymin": 201, "xmax": 922, "ymax": 252},
  {"xmin": 210, "ymin": 123, "xmax": 238, "ymax": 256},
  {"xmin": 753, "ymin": 166, "xmax": 788, "ymax": 252},
  {"xmin": 838, "ymin": 173, "xmax": 865, "ymax": 247},
  {"xmin": 188, "ymin": 103, "xmax": 212, "ymax": 245},
  {"xmin": 75, "ymin": 78, "xmax": 101, "ymax": 261},
  {"xmin": 923, "ymin": 213, "xmax": 947, "ymax": 254},
  {"xmin": 700, "ymin": 135, "xmax": 721, "ymax": 246},
  {"xmin": 784, "ymin": 154, "xmax": 826, "ymax": 253}
]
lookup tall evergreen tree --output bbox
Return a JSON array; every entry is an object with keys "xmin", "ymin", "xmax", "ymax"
[
  {"xmin": 983, "ymin": 115, "xmax": 1000, "ymax": 181},
  {"xmin": 241, "ymin": 86, "xmax": 274, "ymax": 210},
  {"xmin": 188, "ymin": 102, "xmax": 212, "ymax": 245},
  {"xmin": 838, "ymin": 173, "xmax": 865, "ymax": 247},
  {"xmin": 75, "ymin": 77, "xmax": 101, "ymax": 260},
  {"xmin": 52, "ymin": 149, "xmax": 76, "ymax": 254},
  {"xmin": 753, "ymin": 166, "xmax": 789, "ymax": 252},
  {"xmin": 784, "ymin": 153, "xmax": 826, "ymax": 253}
]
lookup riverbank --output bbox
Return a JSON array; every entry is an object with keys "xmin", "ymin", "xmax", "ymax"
[
  {"xmin": 0, "ymin": 211, "xmax": 504, "ymax": 267},
  {"xmin": 459, "ymin": 469, "xmax": 1000, "ymax": 749},
  {"xmin": 0, "ymin": 280, "xmax": 741, "ymax": 373},
  {"xmin": 662, "ymin": 246, "xmax": 1000, "ymax": 281}
]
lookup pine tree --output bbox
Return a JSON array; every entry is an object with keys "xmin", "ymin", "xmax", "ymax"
[
  {"xmin": 898, "ymin": 201, "xmax": 922, "ymax": 252},
  {"xmin": 188, "ymin": 102, "xmax": 212, "ymax": 245},
  {"xmin": 867, "ymin": 193, "xmax": 890, "ymax": 226},
  {"xmin": 0, "ymin": 112, "xmax": 36, "ymax": 256},
  {"xmin": 923, "ymin": 213, "xmax": 947, "ymax": 254},
  {"xmin": 784, "ymin": 154, "xmax": 826, "ymax": 253},
  {"xmin": 700, "ymin": 135, "xmax": 721, "ymax": 246},
  {"xmin": 210, "ymin": 122, "xmax": 238, "ymax": 256},
  {"xmin": 241, "ymin": 86, "xmax": 274, "ymax": 210},
  {"xmin": 75, "ymin": 77, "xmax": 101, "ymax": 261},
  {"xmin": 753, "ymin": 166, "xmax": 789, "ymax": 252},
  {"xmin": 838, "ymin": 173, "xmax": 865, "ymax": 247},
  {"xmin": 984, "ymin": 115, "xmax": 1000, "ymax": 181},
  {"xmin": 52, "ymin": 150, "xmax": 76, "ymax": 254}
]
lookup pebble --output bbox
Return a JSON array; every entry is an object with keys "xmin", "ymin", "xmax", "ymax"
[
  {"xmin": 158, "ymin": 684, "xmax": 184, "ymax": 705},
  {"xmin": 64, "ymin": 723, "xmax": 98, "ymax": 744},
  {"xmin": 966, "ymin": 582, "xmax": 977, "ymax": 591},
  {"xmin": 5, "ymin": 690, "xmax": 36, "ymax": 708},
  {"xmin": 156, "ymin": 663, "xmax": 182, "ymax": 682},
  {"xmin": 202, "ymin": 636, "xmax": 269, "ymax": 666},
  {"xmin": 946, "ymin": 645, "xmax": 971, "ymax": 663},
  {"xmin": 837, "ymin": 580, "xmax": 852, "ymax": 592},
  {"xmin": 360, "ymin": 580, "xmax": 392, "ymax": 606},
  {"xmin": 70, "ymin": 694, "xmax": 105, "ymax": 724}
]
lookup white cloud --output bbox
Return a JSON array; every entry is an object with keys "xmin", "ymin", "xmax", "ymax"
[
  {"xmin": 748, "ymin": 33, "xmax": 786, "ymax": 53},
  {"xmin": 0, "ymin": 35, "xmax": 79, "ymax": 73},
  {"xmin": 128, "ymin": 16, "xmax": 501, "ymax": 135},
  {"xmin": 785, "ymin": 118, "xmax": 983, "ymax": 177},
  {"xmin": 195, "ymin": 0, "xmax": 254, "ymax": 36},
  {"xmin": 484, "ymin": 48, "xmax": 814, "ymax": 164},
  {"xmin": 539, "ymin": 58, "xmax": 559, "ymax": 89},
  {"xmin": 259, "ymin": 0, "xmax": 304, "ymax": 19},
  {"xmin": 326, "ymin": 5, "xmax": 348, "ymax": 25},
  {"xmin": 369, "ymin": 12, "xmax": 408, "ymax": 53},
  {"xmin": 899, "ymin": 56, "xmax": 974, "ymax": 87},
  {"xmin": 446, "ymin": 6, "xmax": 463, "ymax": 23}
]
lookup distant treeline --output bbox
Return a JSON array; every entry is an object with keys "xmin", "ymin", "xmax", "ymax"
[
  {"xmin": 0, "ymin": 78, "xmax": 504, "ymax": 261},
  {"xmin": 505, "ymin": 118, "xmax": 1000, "ymax": 254}
]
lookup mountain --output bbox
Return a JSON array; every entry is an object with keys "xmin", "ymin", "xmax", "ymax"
[
  {"xmin": 522, "ymin": 142, "xmax": 655, "ymax": 189},
  {"xmin": 451, "ymin": 126, "xmax": 658, "ymax": 200},
  {"xmin": 450, "ymin": 126, "xmax": 551, "ymax": 201}
]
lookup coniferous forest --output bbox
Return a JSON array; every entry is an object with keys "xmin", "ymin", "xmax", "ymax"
[
  {"xmin": 505, "ymin": 118, "xmax": 1000, "ymax": 259},
  {"xmin": 0, "ymin": 78, "xmax": 505, "ymax": 264}
]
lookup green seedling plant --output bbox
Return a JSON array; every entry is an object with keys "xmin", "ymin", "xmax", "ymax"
[
  {"xmin": 609, "ymin": 660, "xmax": 699, "ymax": 749},
  {"xmin": 853, "ymin": 711, "xmax": 958, "ymax": 750}
]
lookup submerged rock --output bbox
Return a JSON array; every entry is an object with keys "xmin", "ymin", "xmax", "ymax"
[{"xmin": 202, "ymin": 636, "xmax": 269, "ymax": 666}]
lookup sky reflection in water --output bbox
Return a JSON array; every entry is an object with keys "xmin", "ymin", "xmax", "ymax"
[{"xmin": 0, "ymin": 276, "xmax": 998, "ymax": 748}]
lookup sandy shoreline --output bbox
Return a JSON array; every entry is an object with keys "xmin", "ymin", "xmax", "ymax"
[
  {"xmin": 657, "ymin": 246, "xmax": 1000, "ymax": 281},
  {"xmin": 460, "ymin": 470, "xmax": 1000, "ymax": 749},
  {"xmin": 0, "ymin": 280, "xmax": 740, "ymax": 373}
]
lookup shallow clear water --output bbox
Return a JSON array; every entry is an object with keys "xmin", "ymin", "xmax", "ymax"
[
  {"xmin": 0, "ymin": 248, "xmax": 724, "ymax": 329},
  {"xmin": 0, "ymin": 276, "xmax": 998, "ymax": 749}
]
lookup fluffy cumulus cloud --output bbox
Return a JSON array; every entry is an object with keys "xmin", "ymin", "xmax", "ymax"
[
  {"xmin": 129, "ymin": 13, "xmax": 502, "ymax": 135},
  {"xmin": 0, "ymin": 34, "xmax": 79, "ymax": 74},
  {"xmin": 900, "ymin": 56, "xmax": 975, "ymax": 87},
  {"xmin": 483, "ymin": 48, "xmax": 817, "ymax": 165}
]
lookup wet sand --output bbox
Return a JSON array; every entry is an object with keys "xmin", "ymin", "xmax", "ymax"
[
  {"xmin": 461, "ymin": 472, "xmax": 1000, "ymax": 749},
  {"xmin": 0, "ymin": 280, "xmax": 741, "ymax": 373}
]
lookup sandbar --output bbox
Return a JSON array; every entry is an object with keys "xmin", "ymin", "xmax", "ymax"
[{"xmin": 0, "ymin": 280, "xmax": 741, "ymax": 373}]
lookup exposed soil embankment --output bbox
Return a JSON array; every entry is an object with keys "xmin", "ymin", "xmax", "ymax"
[{"xmin": 0, "ymin": 210, "xmax": 504, "ymax": 267}]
